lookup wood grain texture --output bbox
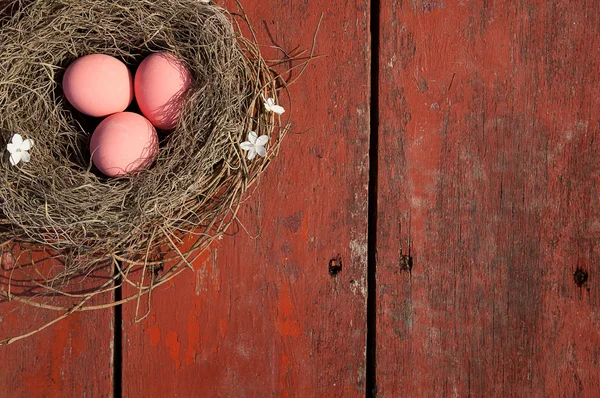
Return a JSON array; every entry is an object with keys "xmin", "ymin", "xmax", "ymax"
[
  {"xmin": 377, "ymin": 1, "xmax": 600, "ymax": 396},
  {"xmin": 121, "ymin": 1, "xmax": 371, "ymax": 396},
  {"xmin": 0, "ymin": 248, "xmax": 114, "ymax": 397}
]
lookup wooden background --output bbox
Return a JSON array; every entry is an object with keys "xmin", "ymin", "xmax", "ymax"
[{"xmin": 1, "ymin": 0, "xmax": 599, "ymax": 397}]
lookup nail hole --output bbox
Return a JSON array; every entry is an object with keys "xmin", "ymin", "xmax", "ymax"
[
  {"xmin": 574, "ymin": 269, "xmax": 588, "ymax": 287},
  {"xmin": 400, "ymin": 253, "xmax": 413, "ymax": 272},
  {"xmin": 328, "ymin": 256, "xmax": 342, "ymax": 276},
  {"xmin": 152, "ymin": 263, "xmax": 164, "ymax": 278}
]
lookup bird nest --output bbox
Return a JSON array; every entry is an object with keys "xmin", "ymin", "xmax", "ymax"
[{"xmin": 0, "ymin": 0, "xmax": 316, "ymax": 344}]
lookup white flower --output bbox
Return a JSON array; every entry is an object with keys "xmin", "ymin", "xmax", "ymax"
[
  {"xmin": 7, "ymin": 134, "xmax": 34, "ymax": 166},
  {"xmin": 240, "ymin": 131, "xmax": 268, "ymax": 160},
  {"xmin": 264, "ymin": 97, "xmax": 285, "ymax": 115}
]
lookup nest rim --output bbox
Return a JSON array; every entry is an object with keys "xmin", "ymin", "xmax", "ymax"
[{"xmin": 0, "ymin": 0, "xmax": 290, "ymax": 321}]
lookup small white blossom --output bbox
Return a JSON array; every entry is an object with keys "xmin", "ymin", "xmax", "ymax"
[
  {"xmin": 240, "ymin": 131, "xmax": 268, "ymax": 160},
  {"xmin": 7, "ymin": 134, "xmax": 34, "ymax": 166},
  {"xmin": 264, "ymin": 97, "xmax": 285, "ymax": 115}
]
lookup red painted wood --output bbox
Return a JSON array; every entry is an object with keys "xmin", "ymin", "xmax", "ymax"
[
  {"xmin": 121, "ymin": 1, "xmax": 370, "ymax": 396},
  {"xmin": 377, "ymin": 1, "xmax": 600, "ymax": 396},
  {"xmin": 0, "ymin": 247, "xmax": 114, "ymax": 397}
]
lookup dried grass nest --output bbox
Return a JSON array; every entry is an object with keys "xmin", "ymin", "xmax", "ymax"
[{"xmin": 0, "ymin": 0, "xmax": 314, "ymax": 343}]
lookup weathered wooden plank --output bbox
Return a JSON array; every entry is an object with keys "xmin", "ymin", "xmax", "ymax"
[
  {"xmin": 121, "ymin": 1, "xmax": 370, "ymax": 396},
  {"xmin": 377, "ymin": 1, "xmax": 600, "ymax": 396},
  {"xmin": 0, "ymin": 247, "xmax": 114, "ymax": 397}
]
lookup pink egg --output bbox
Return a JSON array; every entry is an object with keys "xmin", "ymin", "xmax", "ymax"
[
  {"xmin": 90, "ymin": 112, "xmax": 158, "ymax": 177},
  {"xmin": 63, "ymin": 54, "xmax": 134, "ymax": 117},
  {"xmin": 135, "ymin": 52, "xmax": 192, "ymax": 130}
]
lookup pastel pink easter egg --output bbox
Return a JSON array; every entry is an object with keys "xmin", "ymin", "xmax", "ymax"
[
  {"xmin": 63, "ymin": 54, "xmax": 134, "ymax": 117},
  {"xmin": 134, "ymin": 52, "xmax": 192, "ymax": 130},
  {"xmin": 90, "ymin": 112, "xmax": 158, "ymax": 177}
]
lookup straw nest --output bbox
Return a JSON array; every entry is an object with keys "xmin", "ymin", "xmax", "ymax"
[{"xmin": 0, "ymin": 0, "xmax": 307, "ymax": 343}]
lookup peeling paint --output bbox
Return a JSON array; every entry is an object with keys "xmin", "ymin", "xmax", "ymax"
[
  {"xmin": 146, "ymin": 325, "xmax": 161, "ymax": 347},
  {"xmin": 276, "ymin": 285, "xmax": 302, "ymax": 337},
  {"xmin": 165, "ymin": 331, "xmax": 181, "ymax": 369}
]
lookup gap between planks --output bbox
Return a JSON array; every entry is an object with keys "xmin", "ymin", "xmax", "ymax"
[{"xmin": 366, "ymin": 0, "xmax": 381, "ymax": 396}]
